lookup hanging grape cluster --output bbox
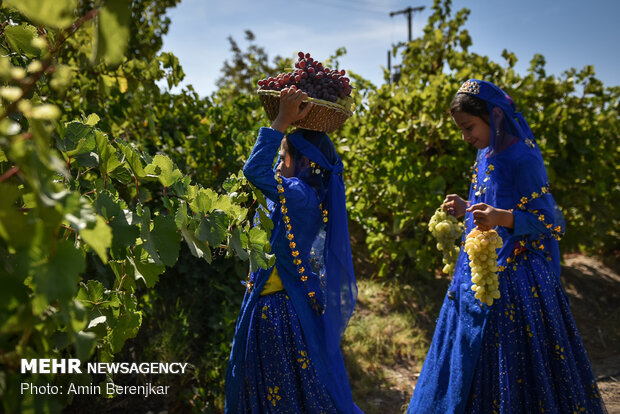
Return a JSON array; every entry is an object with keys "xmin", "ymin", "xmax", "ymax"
[
  {"xmin": 257, "ymin": 51, "xmax": 353, "ymax": 107},
  {"xmin": 464, "ymin": 228, "xmax": 503, "ymax": 306},
  {"xmin": 428, "ymin": 208, "xmax": 463, "ymax": 276}
]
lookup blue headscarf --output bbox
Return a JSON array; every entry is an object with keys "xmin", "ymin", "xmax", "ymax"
[
  {"xmin": 456, "ymin": 79, "xmax": 565, "ymax": 276},
  {"xmin": 288, "ymin": 130, "xmax": 358, "ymax": 350}
]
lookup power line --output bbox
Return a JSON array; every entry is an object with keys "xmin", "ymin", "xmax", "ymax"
[
  {"xmin": 387, "ymin": 5, "xmax": 425, "ymax": 83},
  {"xmin": 309, "ymin": 0, "xmax": 385, "ymax": 15},
  {"xmin": 389, "ymin": 6, "xmax": 425, "ymax": 42}
]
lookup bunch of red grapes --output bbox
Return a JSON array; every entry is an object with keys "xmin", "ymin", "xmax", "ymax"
[{"xmin": 257, "ymin": 52, "xmax": 352, "ymax": 104}]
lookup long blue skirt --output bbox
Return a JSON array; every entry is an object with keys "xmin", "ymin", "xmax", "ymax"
[
  {"xmin": 464, "ymin": 254, "xmax": 606, "ymax": 413},
  {"xmin": 238, "ymin": 291, "xmax": 338, "ymax": 413},
  {"xmin": 409, "ymin": 252, "xmax": 607, "ymax": 413}
]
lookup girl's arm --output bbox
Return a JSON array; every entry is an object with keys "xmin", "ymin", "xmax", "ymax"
[
  {"xmin": 467, "ymin": 154, "xmax": 556, "ymax": 236},
  {"xmin": 510, "ymin": 153, "xmax": 556, "ymax": 237},
  {"xmin": 243, "ymin": 128, "xmax": 309, "ymax": 205},
  {"xmin": 243, "ymin": 88, "xmax": 314, "ymax": 204}
]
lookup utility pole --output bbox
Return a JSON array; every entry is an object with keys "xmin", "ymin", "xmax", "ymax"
[
  {"xmin": 387, "ymin": 5, "xmax": 425, "ymax": 83},
  {"xmin": 390, "ymin": 6, "xmax": 425, "ymax": 42}
]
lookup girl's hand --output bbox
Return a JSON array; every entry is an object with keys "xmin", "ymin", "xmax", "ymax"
[
  {"xmin": 270, "ymin": 87, "xmax": 313, "ymax": 133},
  {"xmin": 443, "ymin": 194, "xmax": 468, "ymax": 218},
  {"xmin": 467, "ymin": 203, "xmax": 514, "ymax": 231}
]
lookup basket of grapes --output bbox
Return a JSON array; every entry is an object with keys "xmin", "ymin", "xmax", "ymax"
[{"xmin": 257, "ymin": 52, "xmax": 354, "ymax": 133}]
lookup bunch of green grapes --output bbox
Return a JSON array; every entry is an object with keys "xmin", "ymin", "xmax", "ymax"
[
  {"xmin": 464, "ymin": 228, "xmax": 504, "ymax": 306},
  {"xmin": 429, "ymin": 208, "xmax": 463, "ymax": 276}
]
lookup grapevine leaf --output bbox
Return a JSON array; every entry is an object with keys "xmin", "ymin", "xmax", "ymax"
[
  {"xmin": 79, "ymin": 215, "xmax": 112, "ymax": 264},
  {"xmin": 248, "ymin": 227, "xmax": 273, "ymax": 271},
  {"xmin": 174, "ymin": 200, "xmax": 189, "ymax": 228},
  {"xmin": 93, "ymin": 0, "xmax": 130, "ymax": 66},
  {"xmin": 251, "ymin": 184, "xmax": 269, "ymax": 210},
  {"xmin": 117, "ymin": 141, "xmax": 146, "ymax": 179},
  {"xmin": 4, "ymin": 0, "xmax": 77, "ymax": 28},
  {"xmin": 108, "ymin": 310, "xmax": 141, "ymax": 353},
  {"xmin": 257, "ymin": 207, "xmax": 273, "ymax": 233},
  {"xmin": 180, "ymin": 225, "xmax": 211, "ymax": 262},
  {"xmin": 85, "ymin": 113, "xmax": 100, "ymax": 126},
  {"xmin": 138, "ymin": 206, "xmax": 162, "ymax": 265},
  {"xmin": 229, "ymin": 227, "xmax": 249, "ymax": 261},
  {"xmin": 60, "ymin": 121, "xmax": 97, "ymax": 157},
  {"xmin": 94, "ymin": 130, "xmax": 121, "ymax": 174},
  {"xmin": 33, "ymin": 241, "xmax": 85, "ymax": 304},
  {"xmin": 3, "ymin": 24, "xmax": 40, "ymax": 57},
  {"xmin": 144, "ymin": 154, "xmax": 183, "ymax": 187},
  {"xmin": 212, "ymin": 194, "xmax": 233, "ymax": 212},
  {"xmin": 128, "ymin": 255, "xmax": 165, "ymax": 288},
  {"xmin": 74, "ymin": 331, "xmax": 97, "ymax": 361},
  {"xmin": 0, "ymin": 184, "xmax": 32, "ymax": 248},
  {"xmin": 197, "ymin": 210, "xmax": 228, "ymax": 246},
  {"xmin": 151, "ymin": 214, "xmax": 180, "ymax": 267},
  {"xmin": 63, "ymin": 193, "xmax": 97, "ymax": 231},
  {"xmin": 189, "ymin": 187, "xmax": 217, "ymax": 215},
  {"xmin": 108, "ymin": 165, "xmax": 133, "ymax": 184},
  {"xmin": 76, "ymin": 280, "xmax": 105, "ymax": 308}
]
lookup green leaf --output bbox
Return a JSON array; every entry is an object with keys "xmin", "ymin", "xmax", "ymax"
[
  {"xmin": 229, "ymin": 227, "xmax": 249, "ymax": 261},
  {"xmin": 117, "ymin": 141, "xmax": 146, "ymax": 179},
  {"xmin": 3, "ymin": 24, "xmax": 40, "ymax": 57},
  {"xmin": 248, "ymin": 227, "xmax": 273, "ymax": 271},
  {"xmin": 108, "ymin": 309, "xmax": 141, "ymax": 353},
  {"xmin": 0, "ymin": 184, "xmax": 32, "ymax": 248},
  {"xmin": 80, "ymin": 215, "xmax": 112, "ymax": 264},
  {"xmin": 251, "ymin": 185, "xmax": 269, "ymax": 209},
  {"xmin": 138, "ymin": 206, "xmax": 161, "ymax": 265},
  {"xmin": 174, "ymin": 200, "xmax": 189, "ymax": 228},
  {"xmin": 180, "ymin": 225, "xmax": 211, "ymax": 263},
  {"xmin": 33, "ymin": 241, "xmax": 85, "ymax": 304},
  {"xmin": 144, "ymin": 154, "xmax": 183, "ymax": 187},
  {"xmin": 151, "ymin": 214, "xmax": 180, "ymax": 267},
  {"xmin": 85, "ymin": 113, "xmax": 100, "ymax": 126},
  {"xmin": 189, "ymin": 187, "xmax": 217, "ymax": 214},
  {"xmin": 197, "ymin": 210, "xmax": 228, "ymax": 246},
  {"xmin": 95, "ymin": 130, "xmax": 121, "ymax": 174},
  {"xmin": 93, "ymin": 0, "xmax": 130, "ymax": 66},
  {"xmin": 60, "ymin": 121, "xmax": 97, "ymax": 157},
  {"xmin": 4, "ymin": 0, "xmax": 77, "ymax": 28},
  {"xmin": 74, "ymin": 331, "xmax": 97, "ymax": 361},
  {"xmin": 62, "ymin": 193, "xmax": 97, "ymax": 231},
  {"xmin": 76, "ymin": 280, "xmax": 105, "ymax": 308},
  {"xmin": 257, "ymin": 207, "xmax": 273, "ymax": 232},
  {"xmin": 129, "ymin": 255, "xmax": 165, "ymax": 288}
]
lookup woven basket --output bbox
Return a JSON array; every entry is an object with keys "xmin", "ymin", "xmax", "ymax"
[{"xmin": 257, "ymin": 89, "xmax": 353, "ymax": 133}]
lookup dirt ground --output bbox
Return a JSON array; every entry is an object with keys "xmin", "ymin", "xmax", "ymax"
[
  {"xmin": 350, "ymin": 253, "xmax": 620, "ymax": 413},
  {"xmin": 562, "ymin": 254, "xmax": 620, "ymax": 413}
]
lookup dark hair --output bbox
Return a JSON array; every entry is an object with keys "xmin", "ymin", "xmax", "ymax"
[
  {"xmin": 284, "ymin": 129, "xmax": 336, "ymax": 200},
  {"xmin": 450, "ymin": 93, "xmax": 490, "ymax": 124}
]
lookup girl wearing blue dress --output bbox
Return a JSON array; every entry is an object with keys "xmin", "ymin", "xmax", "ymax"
[
  {"xmin": 225, "ymin": 88, "xmax": 362, "ymax": 413},
  {"xmin": 407, "ymin": 79, "xmax": 607, "ymax": 413}
]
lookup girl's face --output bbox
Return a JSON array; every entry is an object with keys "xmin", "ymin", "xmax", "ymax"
[
  {"xmin": 276, "ymin": 138, "xmax": 295, "ymax": 178},
  {"xmin": 452, "ymin": 111, "xmax": 490, "ymax": 149}
]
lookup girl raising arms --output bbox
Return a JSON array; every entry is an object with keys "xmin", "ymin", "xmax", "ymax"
[{"xmin": 226, "ymin": 88, "xmax": 362, "ymax": 413}]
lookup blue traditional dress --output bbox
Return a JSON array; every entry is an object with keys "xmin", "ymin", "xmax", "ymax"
[
  {"xmin": 225, "ymin": 127, "xmax": 361, "ymax": 413},
  {"xmin": 407, "ymin": 80, "xmax": 607, "ymax": 413}
]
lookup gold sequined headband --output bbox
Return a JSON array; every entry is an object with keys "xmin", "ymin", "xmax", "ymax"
[{"xmin": 457, "ymin": 80, "xmax": 480, "ymax": 95}]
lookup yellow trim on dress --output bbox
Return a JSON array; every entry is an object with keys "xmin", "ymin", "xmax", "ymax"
[{"xmin": 260, "ymin": 267, "xmax": 285, "ymax": 296}]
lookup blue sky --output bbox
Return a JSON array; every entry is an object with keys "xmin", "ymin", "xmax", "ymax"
[{"xmin": 160, "ymin": 0, "xmax": 620, "ymax": 96}]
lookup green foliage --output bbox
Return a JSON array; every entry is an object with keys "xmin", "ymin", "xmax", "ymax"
[
  {"xmin": 341, "ymin": 0, "xmax": 619, "ymax": 281},
  {"xmin": 0, "ymin": 2, "xmax": 272, "ymax": 412},
  {"xmin": 216, "ymin": 30, "xmax": 292, "ymax": 100}
]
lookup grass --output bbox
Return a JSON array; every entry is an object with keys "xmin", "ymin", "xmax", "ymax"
[{"xmin": 342, "ymin": 277, "xmax": 448, "ymax": 413}]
